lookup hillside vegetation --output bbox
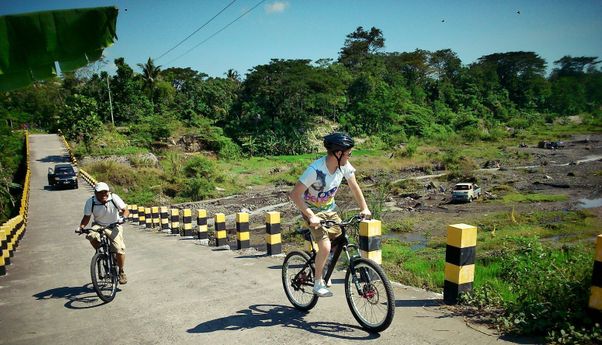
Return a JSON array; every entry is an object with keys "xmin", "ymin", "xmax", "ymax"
[{"xmin": 1, "ymin": 26, "xmax": 601, "ymax": 343}]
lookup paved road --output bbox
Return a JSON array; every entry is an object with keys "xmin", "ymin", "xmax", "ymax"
[{"xmin": 0, "ymin": 134, "xmax": 522, "ymax": 345}]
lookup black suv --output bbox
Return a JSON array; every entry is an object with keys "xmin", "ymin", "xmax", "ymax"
[{"xmin": 48, "ymin": 164, "xmax": 78, "ymax": 189}]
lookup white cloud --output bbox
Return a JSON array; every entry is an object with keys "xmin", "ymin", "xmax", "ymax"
[{"xmin": 265, "ymin": 1, "xmax": 288, "ymax": 14}]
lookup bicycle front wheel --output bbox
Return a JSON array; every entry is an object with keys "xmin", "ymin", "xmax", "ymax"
[
  {"xmin": 345, "ymin": 258, "xmax": 395, "ymax": 333},
  {"xmin": 282, "ymin": 251, "xmax": 318, "ymax": 311},
  {"xmin": 91, "ymin": 252, "xmax": 117, "ymax": 303}
]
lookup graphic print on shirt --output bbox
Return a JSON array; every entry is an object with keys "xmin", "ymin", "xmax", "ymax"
[
  {"xmin": 299, "ymin": 156, "xmax": 355, "ymax": 212},
  {"xmin": 310, "ymin": 169, "xmax": 326, "ymax": 192},
  {"xmin": 305, "ymin": 169, "xmax": 337, "ymax": 210}
]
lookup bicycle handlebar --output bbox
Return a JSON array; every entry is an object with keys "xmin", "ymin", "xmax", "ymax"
[
  {"xmin": 75, "ymin": 220, "xmax": 124, "ymax": 234},
  {"xmin": 320, "ymin": 214, "xmax": 365, "ymax": 228}
]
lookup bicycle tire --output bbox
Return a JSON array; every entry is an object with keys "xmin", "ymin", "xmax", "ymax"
[
  {"xmin": 282, "ymin": 251, "xmax": 318, "ymax": 311},
  {"xmin": 90, "ymin": 252, "xmax": 117, "ymax": 302},
  {"xmin": 344, "ymin": 258, "xmax": 395, "ymax": 333}
]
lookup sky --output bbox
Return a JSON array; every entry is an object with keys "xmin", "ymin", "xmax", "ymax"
[{"xmin": 1, "ymin": 0, "xmax": 601, "ymax": 78}]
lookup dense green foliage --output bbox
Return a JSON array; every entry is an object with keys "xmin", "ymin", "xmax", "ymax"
[
  {"xmin": 0, "ymin": 26, "xmax": 601, "ymax": 342},
  {"xmin": 0, "ymin": 126, "xmax": 24, "ymax": 224},
  {"xmin": 1, "ymin": 26, "xmax": 599, "ymax": 158}
]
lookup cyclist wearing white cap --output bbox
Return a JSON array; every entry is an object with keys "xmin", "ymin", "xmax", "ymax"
[{"xmin": 78, "ymin": 182, "xmax": 130, "ymax": 284}]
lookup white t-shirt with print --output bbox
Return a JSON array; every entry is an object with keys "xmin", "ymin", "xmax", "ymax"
[
  {"xmin": 298, "ymin": 156, "xmax": 355, "ymax": 212},
  {"xmin": 83, "ymin": 193, "xmax": 127, "ymax": 226}
]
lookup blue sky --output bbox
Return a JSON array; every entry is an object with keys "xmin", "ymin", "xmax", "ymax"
[{"xmin": 2, "ymin": 0, "xmax": 601, "ymax": 78}]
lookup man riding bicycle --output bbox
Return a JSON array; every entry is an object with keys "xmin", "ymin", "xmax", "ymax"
[
  {"xmin": 77, "ymin": 182, "xmax": 130, "ymax": 284},
  {"xmin": 289, "ymin": 132, "xmax": 371, "ymax": 297}
]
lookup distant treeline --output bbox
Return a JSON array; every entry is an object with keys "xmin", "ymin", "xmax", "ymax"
[{"xmin": 1, "ymin": 26, "xmax": 601, "ymax": 158}]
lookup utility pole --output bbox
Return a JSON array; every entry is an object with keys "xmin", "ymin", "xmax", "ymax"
[{"xmin": 106, "ymin": 74, "xmax": 115, "ymax": 126}]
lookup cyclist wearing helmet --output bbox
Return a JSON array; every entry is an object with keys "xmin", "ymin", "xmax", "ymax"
[
  {"xmin": 77, "ymin": 182, "xmax": 129, "ymax": 284},
  {"xmin": 289, "ymin": 132, "xmax": 371, "ymax": 297}
]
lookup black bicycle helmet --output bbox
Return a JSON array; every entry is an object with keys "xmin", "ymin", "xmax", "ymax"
[{"xmin": 323, "ymin": 132, "xmax": 354, "ymax": 152}]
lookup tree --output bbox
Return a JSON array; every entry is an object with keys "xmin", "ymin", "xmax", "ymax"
[
  {"xmin": 111, "ymin": 58, "xmax": 152, "ymax": 123},
  {"xmin": 338, "ymin": 26, "xmax": 385, "ymax": 71},
  {"xmin": 551, "ymin": 56, "xmax": 600, "ymax": 77},
  {"xmin": 137, "ymin": 57, "xmax": 162, "ymax": 104},
  {"xmin": 474, "ymin": 52, "xmax": 548, "ymax": 109},
  {"xmin": 225, "ymin": 69, "xmax": 240, "ymax": 82}
]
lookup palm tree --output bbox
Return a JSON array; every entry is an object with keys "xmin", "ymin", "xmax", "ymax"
[
  {"xmin": 225, "ymin": 69, "xmax": 240, "ymax": 82},
  {"xmin": 137, "ymin": 57, "xmax": 161, "ymax": 102}
]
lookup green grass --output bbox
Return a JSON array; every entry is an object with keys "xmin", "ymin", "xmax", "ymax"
[{"xmin": 500, "ymin": 192, "xmax": 568, "ymax": 203}]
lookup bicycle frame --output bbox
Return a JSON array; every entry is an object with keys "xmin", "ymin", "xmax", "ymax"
[{"xmin": 299, "ymin": 216, "xmax": 365, "ymax": 295}]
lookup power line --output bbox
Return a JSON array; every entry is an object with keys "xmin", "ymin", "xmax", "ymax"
[
  {"xmin": 155, "ymin": 0, "xmax": 238, "ymax": 61},
  {"xmin": 165, "ymin": 0, "xmax": 266, "ymax": 67}
]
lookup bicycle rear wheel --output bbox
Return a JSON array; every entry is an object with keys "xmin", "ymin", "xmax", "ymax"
[
  {"xmin": 344, "ymin": 258, "xmax": 395, "ymax": 333},
  {"xmin": 91, "ymin": 252, "xmax": 117, "ymax": 302},
  {"xmin": 282, "ymin": 251, "xmax": 318, "ymax": 311}
]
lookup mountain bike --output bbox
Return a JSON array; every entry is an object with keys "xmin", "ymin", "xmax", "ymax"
[
  {"xmin": 76, "ymin": 221, "xmax": 122, "ymax": 302},
  {"xmin": 281, "ymin": 215, "xmax": 395, "ymax": 333}
]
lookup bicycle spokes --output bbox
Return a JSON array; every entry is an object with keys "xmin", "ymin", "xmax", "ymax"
[{"xmin": 345, "ymin": 259, "xmax": 395, "ymax": 332}]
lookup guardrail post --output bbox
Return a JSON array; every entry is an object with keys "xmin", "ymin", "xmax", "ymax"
[
  {"xmin": 145, "ymin": 207, "xmax": 152, "ymax": 229},
  {"xmin": 138, "ymin": 206, "xmax": 145, "ymax": 227},
  {"xmin": 170, "ymin": 209, "xmax": 180, "ymax": 235},
  {"xmin": 444, "ymin": 223, "xmax": 477, "ymax": 305},
  {"xmin": 131, "ymin": 204, "xmax": 138, "ymax": 224},
  {"xmin": 0, "ymin": 226, "xmax": 6, "ymax": 275},
  {"xmin": 197, "ymin": 209, "xmax": 208, "ymax": 245},
  {"xmin": 589, "ymin": 234, "xmax": 602, "ymax": 312},
  {"xmin": 182, "ymin": 209, "xmax": 193, "ymax": 237},
  {"xmin": 266, "ymin": 212, "xmax": 281, "ymax": 256},
  {"xmin": 236, "ymin": 212, "xmax": 250, "ymax": 250},
  {"xmin": 151, "ymin": 206, "xmax": 160, "ymax": 229},
  {"xmin": 160, "ymin": 206, "xmax": 169, "ymax": 232},
  {"xmin": 359, "ymin": 219, "xmax": 382, "ymax": 264},
  {"xmin": 214, "ymin": 213, "xmax": 227, "ymax": 247}
]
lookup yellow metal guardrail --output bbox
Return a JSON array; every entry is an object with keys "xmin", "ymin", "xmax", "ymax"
[{"xmin": 1, "ymin": 131, "xmax": 31, "ymax": 276}]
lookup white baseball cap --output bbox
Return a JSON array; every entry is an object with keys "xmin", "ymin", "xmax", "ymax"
[{"xmin": 94, "ymin": 182, "xmax": 110, "ymax": 192}]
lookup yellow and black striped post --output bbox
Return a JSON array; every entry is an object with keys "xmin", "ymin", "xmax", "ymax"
[
  {"xmin": 589, "ymin": 234, "xmax": 602, "ymax": 312},
  {"xmin": 145, "ymin": 207, "xmax": 152, "ymax": 229},
  {"xmin": 138, "ymin": 206, "xmax": 145, "ymax": 226},
  {"xmin": 131, "ymin": 204, "xmax": 138, "ymax": 224},
  {"xmin": 359, "ymin": 219, "xmax": 382, "ymax": 264},
  {"xmin": 152, "ymin": 206, "xmax": 160, "ymax": 229},
  {"xmin": 0, "ymin": 225, "xmax": 7, "ymax": 275},
  {"xmin": 197, "ymin": 209, "xmax": 208, "ymax": 244},
  {"xmin": 182, "ymin": 209, "xmax": 193, "ymax": 237},
  {"xmin": 170, "ymin": 208, "xmax": 180, "ymax": 235},
  {"xmin": 160, "ymin": 206, "xmax": 169, "ymax": 232},
  {"xmin": 236, "ymin": 212, "xmax": 250, "ymax": 250},
  {"xmin": 214, "ymin": 213, "xmax": 227, "ymax": 247},
  {"xmin": 266, "ymin": 212, "xmax": 281, "ymax": 256},
  {"xmin": 444, "ymin": 223, "xmax": 477, "ymax": 304}
]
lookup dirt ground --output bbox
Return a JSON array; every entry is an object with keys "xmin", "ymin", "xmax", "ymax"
[{"xmin": 174, "ymin": 133, "xmax": 602, "ymax": 250}]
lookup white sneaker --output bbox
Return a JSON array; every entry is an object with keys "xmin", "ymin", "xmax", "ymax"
[
  {"xmin": 325, "ymin": 278, "xmax": 332, "ymax": 287},
  {"xmin": 313, "ymin": 279, "xmax": 333, "ymax": 297}
]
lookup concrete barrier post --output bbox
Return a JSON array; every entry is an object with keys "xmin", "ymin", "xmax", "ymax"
[
  {"xmin": 214, "ymin": 213, "xmax": 227, "ymax": 247},
  {"xmin": 160, "ymin": 206, "xmax": 169, "ymax": 232},
  {"xmin": 170, "ymin": 209, "xmax": 180, "ymax": 235},
  {"xmin": 444, "ymin": 223, "xmax": 477, "ymax": 305},
  {"xmin": 145, "ymin": 207, "xmax": 152, "ymax": 229},
  {"xmin": 151, "ymin": 207, "xmax": 160, "ymax": 229},
  {"xmin": 359, "ymin": 219, "xmax": 382, "ymax": 264},
  {"xmin": 197, "ymin": 209, "xmax": 208, "ymax": 244},
  {"xmin": 589, "ymin": 234, "xmax": 602, "ymax": 312},
  {"xmin": 182, "ymin": 209, "xmax": 193, "ymax": 237},
  {"xmin": 0, "ymin": 226, "xmax": 6, "ymax": 275},
  {"xmin": 138, "ymin": 206, "xmax": 145, "ymax": 227},
  {"xmin": 266, "ymin": 212, "xmax": 281, "ymax": 256},
  {"xmin": 131, "ymin": 204, "xmax": 138, "ymax": 224},
  {"xmin": 236, "ymin": 212, "xmax": 250, "ymax": 250}
]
